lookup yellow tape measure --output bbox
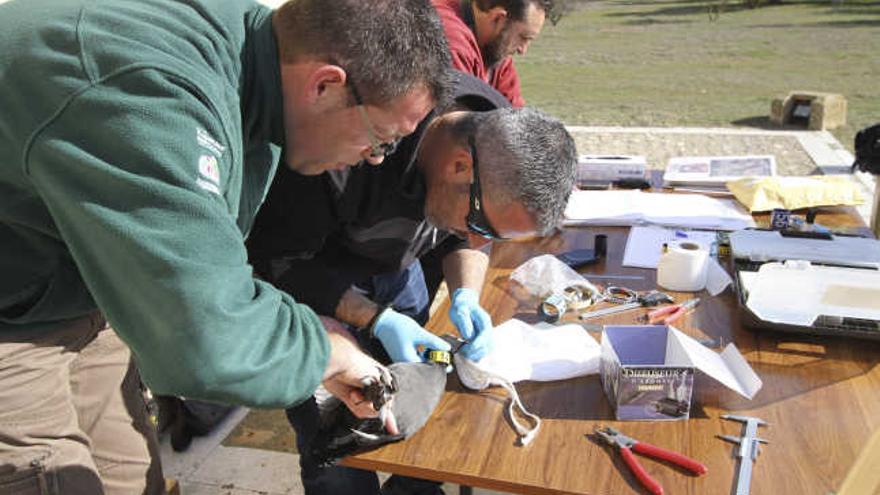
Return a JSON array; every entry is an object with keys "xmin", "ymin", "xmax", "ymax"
[{"xmin": 424, "ymin": 349, "xmax": 451, "ymax": 365}]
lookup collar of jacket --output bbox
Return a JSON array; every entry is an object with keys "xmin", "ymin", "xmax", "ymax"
[
  {"xmin": 460, "ymin": 0, "xmax": 477, "ymax": 32},
  {"xmin": 240, "ymin": 7, "xmax": 285, "ymax": 147}
]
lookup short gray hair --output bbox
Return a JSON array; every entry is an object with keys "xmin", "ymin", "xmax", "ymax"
[{"xmin": 460, "ymin": 108, "xmax": 577, "ymax": 234}]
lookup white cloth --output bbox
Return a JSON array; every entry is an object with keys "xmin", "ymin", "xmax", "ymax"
[
  {"xmin": 465, "ymin": 319, "xmax": 602, "ymax": 384},
  {"xmin": 454, "ymin": 319, "xmax": 602, "ymax": 445}
]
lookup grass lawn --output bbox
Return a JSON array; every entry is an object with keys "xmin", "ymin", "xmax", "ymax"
[{"xmin": 518, "ymin": 0, "xmax": 880, "ymax": 151}]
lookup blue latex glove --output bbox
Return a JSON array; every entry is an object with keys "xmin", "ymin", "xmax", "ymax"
[
  {"xmin": 373, "ymin": 308, "xmax": 451, "ymax": 363},
  {"xmin": 448, "ymin": 288, "xmax": 494, "ymax": 361}
]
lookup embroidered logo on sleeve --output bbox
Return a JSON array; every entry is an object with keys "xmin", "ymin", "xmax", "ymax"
[
  {"xmin": 198, "ymin": 155, "xmax": 220, "ymax": 184},
  {"xmin": 196, "ymin": 155, "xmax": 221, "ymax": 195},
  {"xmin": 195, "ymin": 128, "xmax": 224, "ymax": 196}
]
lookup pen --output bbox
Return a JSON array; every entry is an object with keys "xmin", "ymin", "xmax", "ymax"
[{"xmin": 643, "ymin": 298, "xmax": 701, "ymax": 325}]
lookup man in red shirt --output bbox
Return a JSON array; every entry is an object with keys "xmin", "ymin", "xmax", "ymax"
[{"xmin": 432, "ymin": 0, "xmax": 554, "ymax": 107}]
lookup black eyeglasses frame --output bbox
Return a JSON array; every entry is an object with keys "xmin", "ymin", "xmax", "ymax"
[
  {"xmin": 348, "ymin": 83, "xmax": 400, "ymax": 159},
  {"xmin": 466, "ymin": 136, "xmax": 505, "ymax": 240}
]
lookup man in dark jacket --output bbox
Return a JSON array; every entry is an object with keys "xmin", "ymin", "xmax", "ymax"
[{"xmin": 247, "ymin": 73, "xmax": 578, "ymax": 494}]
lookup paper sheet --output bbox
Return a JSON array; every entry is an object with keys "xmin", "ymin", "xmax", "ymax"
[
  {"xmin": 564, "ymin": 190, "xmax": 754, "ymax": 231},
  {"xmin": 622, "ymin": 226, "xmax": 718, "ymax": 268},
  {"xmin": 669, "ymin": 329, "xmax": 762, "ymax": 399}
]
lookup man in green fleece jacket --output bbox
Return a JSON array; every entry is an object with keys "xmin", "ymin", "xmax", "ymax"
[{"xmin": 0, "ymin": 0, "xmax": 452, "ymax": 492}]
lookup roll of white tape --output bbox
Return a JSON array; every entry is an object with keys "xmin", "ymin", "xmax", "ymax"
[{"xmin": 656, "ymin": 241, "xmax": 709, "ymax": 292}]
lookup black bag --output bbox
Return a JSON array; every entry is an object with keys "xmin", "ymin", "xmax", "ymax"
[{"xmin": 853, "ymin": 123, "xmax": 880, "ymax": 174}]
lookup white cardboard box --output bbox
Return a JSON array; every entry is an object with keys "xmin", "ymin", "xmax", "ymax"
[
  {"xmin": 577, "ymin": 155, "xmax": 647, "ymax": 187},
  {"xmin": 600, "ymin": 325, "xmax": 762, "ymax": 421}
]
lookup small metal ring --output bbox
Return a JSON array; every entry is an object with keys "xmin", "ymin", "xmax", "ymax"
[
  {"xmin": 538, "ymin": 292, "xmax": 568, "ymax": 323},
  {"xmin": 563, "ymin": 284, "xmax": 599, "ymax": 310},
  {"xmin": 602, "ymin": 286, "xmax": 638, "ymax": 304}
]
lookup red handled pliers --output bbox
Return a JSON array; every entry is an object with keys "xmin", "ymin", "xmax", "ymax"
[
  {"xmin": 641, "ymin": 298, "xmax": 701, "ymax": 325},
  {"xmin": 593, "ymin": 426, "xmax": 708, "ymax": 495}
]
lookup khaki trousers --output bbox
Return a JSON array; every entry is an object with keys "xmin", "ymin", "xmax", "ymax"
[{"xmin": 0, "ymin": 314, "xmax": 164, "ymax": 494}]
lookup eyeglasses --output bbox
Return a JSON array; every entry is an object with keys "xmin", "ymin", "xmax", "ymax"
[
  {"xmin": 466, "ymin": 136, "xmax": 506, "ymax": 240},
  {"xmin": 349, "ymin": 82, "xmax": 400, "ymax": 159}
]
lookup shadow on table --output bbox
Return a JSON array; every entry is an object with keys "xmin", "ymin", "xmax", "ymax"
[
  {"xmin": 481, "ymin": 222, "xmax": 880, "ymax": 423},
  {"xmin": 484, "ymin": 333, "xmax": 878, "ymax": 424},
  {"xmin": 487, "ymin": 278, "xmax": 879, "ymax": 421},
  {"xmin": 700, "ymin": 331, "xmax": 880, "ymax": 412},
  {"xmin": 507, "ymin": 372, "xmax": 712, "ymax": 422}
]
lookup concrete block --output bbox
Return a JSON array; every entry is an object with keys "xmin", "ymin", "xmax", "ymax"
[
  {"xmin": 770, "ymin": 91, "xmax": 847, "ymax": 130},
  {"xmin": 770, "ymin": 97, "xmax": 786, "ymax": 126}
]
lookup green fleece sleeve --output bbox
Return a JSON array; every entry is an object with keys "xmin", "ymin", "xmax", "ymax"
[{"xmin": 25, "ymin": 69, "xmax": 328, "ymax": 408}]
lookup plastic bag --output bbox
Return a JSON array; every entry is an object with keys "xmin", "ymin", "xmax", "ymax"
[{"xmin": 510, "ymin": 254, "xmax": 599, "ymax": 299}]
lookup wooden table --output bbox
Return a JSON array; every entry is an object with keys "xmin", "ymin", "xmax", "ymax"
[{"xmin": 345, "ymin": 206, "xmax": 880, "ymax": 495}]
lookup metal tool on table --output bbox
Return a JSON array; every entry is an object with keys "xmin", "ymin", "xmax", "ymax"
[
  {"xmin": 601, "ymin": 286, "xmax": 639, "ymax": 304},
  {"xmin": 592, "ymin": 426, "xmax": 708, "ymax": 495},
  {"xmin": 640, "ymin": 298, "xmax": 701, "ymax": 325},
  {"xmin": 579, "ymin": 290, "xmax": 673, "ymax": 321},
  {"xmin": 718, "ymin": 414, "xmax": 769, "ymax": 495},
  {"xmin": 421, "ymin": 334, "xmax": 467, "ymax": 366}
]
